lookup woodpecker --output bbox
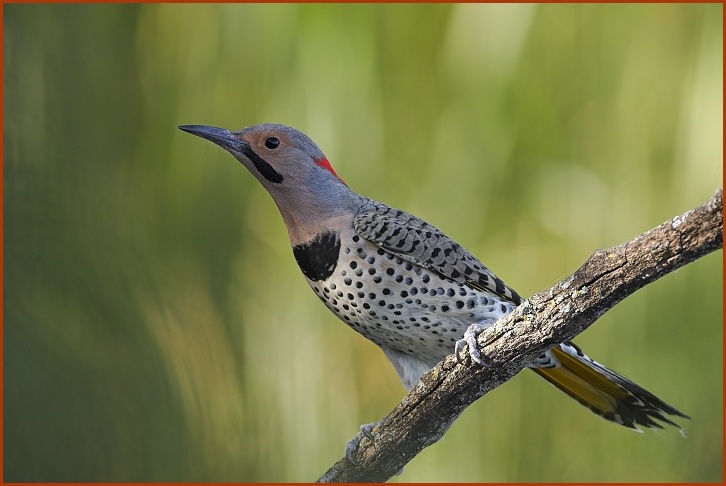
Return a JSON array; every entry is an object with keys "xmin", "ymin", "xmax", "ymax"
[{"xmin": 179, "ymin": 123, "xmax": 687, "ymax": 455}]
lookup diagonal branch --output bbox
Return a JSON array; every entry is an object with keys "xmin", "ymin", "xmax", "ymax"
[{"xmin": 318, "ymin": 188, "xmax": 723, "ymax": 483}]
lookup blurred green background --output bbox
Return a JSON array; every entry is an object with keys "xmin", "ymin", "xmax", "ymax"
[{"xmin": 4, "ymin": 3, "xmax": 722, "ymax": 482}]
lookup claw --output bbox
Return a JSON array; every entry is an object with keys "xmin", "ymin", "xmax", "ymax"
[
  {"xmin": 345, "ymin": 422, "xmax": 377, "ymax": 465},
  {"xmin": 344, "ymin": 421, "xmax": 406, "ymax": 475},
  {"xmin": 455, "ymin": 322, "xmax": 491, "ymax": 366}
]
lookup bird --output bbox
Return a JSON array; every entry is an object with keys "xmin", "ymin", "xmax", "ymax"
[{"xmin": 179, "ymin": 122, "xmax": 688, "ymax": 458}]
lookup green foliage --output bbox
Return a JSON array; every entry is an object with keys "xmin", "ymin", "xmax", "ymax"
[{"xmin": 4, "ymin": 3, "xmax": 722, "ymax": 482}]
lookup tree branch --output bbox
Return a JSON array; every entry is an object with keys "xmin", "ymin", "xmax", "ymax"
[{"xmin": 318, "ymin": 188, "xmax": 723, "ymax": 483}]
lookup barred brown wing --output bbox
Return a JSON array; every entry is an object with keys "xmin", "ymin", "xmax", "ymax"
[{"xmin": 353, "ymin": 200, "xmax": 521, "ymax": 304}]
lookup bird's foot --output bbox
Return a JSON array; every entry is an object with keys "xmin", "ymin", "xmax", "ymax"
[
  {"xmin": 345, "ymin": 422, "xmax": 378, "ymax": 465},
  {"xmin": 345, "ymin": 421, "xmax": 404, "ymax": 475},
  {"xmin": 455, "ymin": 321, "xmax": 492, "ymax": 366}
]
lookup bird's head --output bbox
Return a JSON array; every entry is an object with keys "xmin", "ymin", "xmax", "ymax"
[
  {"xmin": 179, "ymin": 123, "xmax": 345, "ymax": 188},
  {"xmin": 180, "ymin": 123, "xmax": 353, "ymax": 244}
]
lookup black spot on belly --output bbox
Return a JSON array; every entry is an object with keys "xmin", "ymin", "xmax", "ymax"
[{"xmin": 292, "ymin": 231, "xmax": 341, "ymax": 281}]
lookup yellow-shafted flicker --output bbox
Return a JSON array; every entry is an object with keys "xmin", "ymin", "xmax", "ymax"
[{"xmin": 180, "ymin": 123, "xmax": 688, "ymax": 460}]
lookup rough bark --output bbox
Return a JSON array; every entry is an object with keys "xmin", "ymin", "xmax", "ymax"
[{"xmin": 317, "ymin": 188, "xmax": 723, "ymax": 483}]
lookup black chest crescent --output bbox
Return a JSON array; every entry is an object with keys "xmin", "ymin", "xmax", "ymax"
[{"xmin": 292, "ymin": 231, "xmax": 341, "ymax": 282}]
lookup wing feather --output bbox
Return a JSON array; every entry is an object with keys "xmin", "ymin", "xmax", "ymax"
[{"xmin": 353, "ymin": 200, "xmax": 522, "ymax": 304}]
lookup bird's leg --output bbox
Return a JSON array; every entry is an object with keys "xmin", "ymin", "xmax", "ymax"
[
  {"xmin": 455, "ymin": 321, "xmax": 493, "ymax": 366},
  {"xmin": 345, "ymin": 421, "xmax": 378, "ymax": 465},
  {"xmin": 345, "ymin": 421, "xmax": 404, "ymax": 476}
]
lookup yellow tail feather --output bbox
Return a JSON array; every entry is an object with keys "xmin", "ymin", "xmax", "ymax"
[{"xmin": 531, "ymin": 345, "xmax": 688, "ymax": 430}]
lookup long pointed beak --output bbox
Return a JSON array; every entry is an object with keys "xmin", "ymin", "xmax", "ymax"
[{"xmin": 178, "ymin": 125, "xmax": 242, "ymax": 152}]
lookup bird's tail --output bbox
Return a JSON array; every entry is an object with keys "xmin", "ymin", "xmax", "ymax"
[{"xmin": 529, "ymin": 342, "xmax": 689, "ymax": 432}]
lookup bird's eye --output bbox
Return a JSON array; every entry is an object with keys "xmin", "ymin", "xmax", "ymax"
[{"xmin": 265, "ymin": 137, "xmax": 280, "ymax": 149}]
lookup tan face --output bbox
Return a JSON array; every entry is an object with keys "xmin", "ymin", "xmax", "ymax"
[{"xmin": 235, "ymin": 125, "xmax": 343, "ymax": 185}]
